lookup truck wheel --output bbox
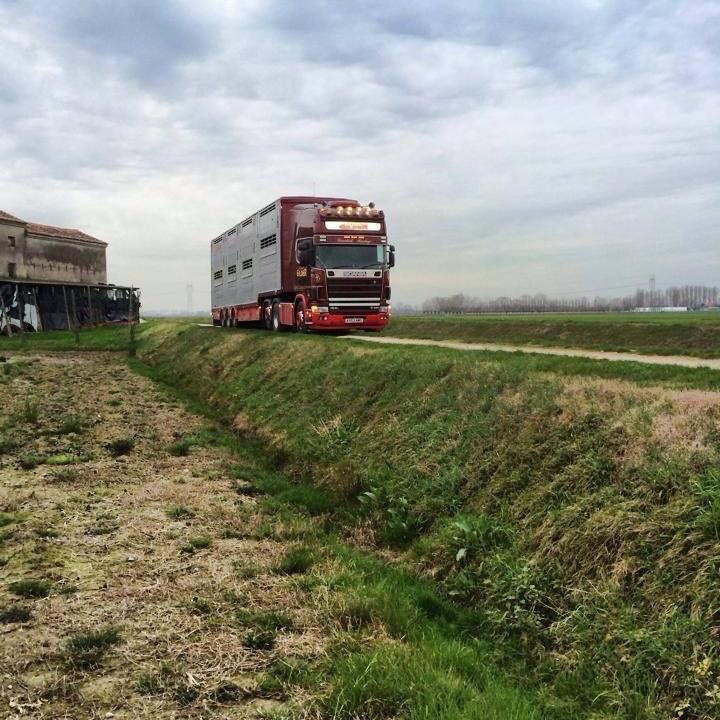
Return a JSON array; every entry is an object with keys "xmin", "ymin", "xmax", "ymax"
[
  {"xmin": 262, "ymin": 301, "xmax": 273, "ymax": 330},
  {"xmin": 271, "ymin": 301, "xmax": 281, "ymax": 332},
  {"xmin": 295, "ymin": 301, "xmax": 308, "ymax": 333}
]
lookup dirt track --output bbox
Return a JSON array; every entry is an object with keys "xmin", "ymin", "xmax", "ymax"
[
  {"xmin": 0, "ymin": 353, "xmax": 323, "ymax": 719},
  {"xmin": 342, "ymin": 334, "xmax": 720, "ymax": 370}
]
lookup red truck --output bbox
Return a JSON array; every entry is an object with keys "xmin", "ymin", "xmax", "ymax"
[{"xmin": 211, "ymin": 196, "xmax": 394, "ymax": 332}]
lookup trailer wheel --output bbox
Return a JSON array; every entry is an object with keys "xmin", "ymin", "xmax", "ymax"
[
  {"xmin": 271, "ymin": 301, "xmax": 281, "ymax": 332},
  {"xmin": 295, "ymin": 300, "xmax": 308, "ymax": 333},
  {"xmin": 262, "ymin": 301, "xmax": 273, "ymax": 330}
]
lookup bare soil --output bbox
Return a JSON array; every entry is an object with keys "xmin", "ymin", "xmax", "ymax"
[{"xmin": 0, "ymin": 353, "xmax": 325, "ymax": 719}]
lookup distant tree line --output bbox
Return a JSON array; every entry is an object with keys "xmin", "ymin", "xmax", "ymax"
[{"xmin": 422, "ymin": 285, "xmax": 720, "ymax": 314}]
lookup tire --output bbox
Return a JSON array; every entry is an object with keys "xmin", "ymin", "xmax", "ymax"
[
  {"xmin": 295, "ymin": 300, "xmax": 308, "ymax": 333},
  {"xmin": 262, "ymin": 301, "xmax": 273, "ymax": 330},
  {"xmin": 271, "ymin": 301, "xmax": 281, "ymax": 332},
  {"xmin": 212, "ymin": 317, "xmax": 221, "ymax": 327}
]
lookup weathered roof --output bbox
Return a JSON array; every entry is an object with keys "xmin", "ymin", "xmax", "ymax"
[
  {"xmin": 26, "ymin": 222, "xmax": 107, "ymax": 247},
  {"xmin": 0, "ymin": 209, "xmax": 26, "ymax": 223},
  {"xmin": 0, "ymin": 209, "xmax": 107, "ymax": 246}
]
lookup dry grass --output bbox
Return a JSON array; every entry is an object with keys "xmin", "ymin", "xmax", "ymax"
[
  {"xmin": 551, "ymin": 375, "xmax": 720, "ymax": 455},
  {"xmin": 0, "ymin": 352, "xmax": 326, "ymax": 718}
]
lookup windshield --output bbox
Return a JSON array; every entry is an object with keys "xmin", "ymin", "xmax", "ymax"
[{"xmin": 315, "ymin": 244, "xmax": 386, "ymax": 269}]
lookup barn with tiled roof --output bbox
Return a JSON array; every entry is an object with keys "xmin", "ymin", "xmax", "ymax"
[{"xmin": 0, "ymin": 210, "xmax": 107, "ymax": 284}]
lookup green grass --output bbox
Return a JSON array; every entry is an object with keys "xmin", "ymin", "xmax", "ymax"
[
  {"xmin": 182, "ymin": 535, "xmax": 212, "ymax": 553},
  {"xmin": 57, "ymin": 416, "xmax": 84, "ymax": 435},
  {"xmin": 45, "ymin": 453, "xmax": 84, "ymax": 465},
  {"xmin": 9, "ymin": 578, "xmax": 51, "ymax": 598},
  {"xmin": 242, "ymin": 628, "xmax": 277, "ymax": 651},
  {"xmin": 274, "ymin": 545, "xmax": 314, "ymax": 575},
  {"xmin": 236, "ymin": 608, "xmax": 294, "ymax": 631},
  {"xmin": 166, "ymin": 505, "xmax": 195, "ymax": 520},
  {"xmin": 386, "ymin": 313, "xmax": 720, "ymax": 358},
  {"xmin": 0, "ymin": 322, "xmax": 146, "ymax": 352},
  {"xmin": 0, "ymin": 436, "xmax": 18, "ymax": 454},
  {"xmin": 64, "ymin": 626, "xmax": 122, "ymax": 668},
  {"xmin": 106, "ymin": 437, "xmax": 135, "ymax": 457},
  {"xmin": 168, "ymin": 438, "xmax": 192, "ymax": 456},
  {"xmin": 18, "ymin": 455, "xmax": 43, "ymax": 470},
  {"xmin": 6, "ymin": 319, "xmax": 720, "ymax": 717},
  {"xmin": 0, "ymin": 605, "xmax": 31, "ymax": 623},
  {"xmin": 133, "ymin": 322, "xmax": 720, "ymax": 719}
]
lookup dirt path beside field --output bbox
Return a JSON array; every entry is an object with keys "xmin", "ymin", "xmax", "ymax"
[
  {"xmin": 0, "ymin": 353, "xmax": 325, "ymax": 719},
  {"xmin": 343, "ymin": 334, "xmax": 720, "ymax": 369}
]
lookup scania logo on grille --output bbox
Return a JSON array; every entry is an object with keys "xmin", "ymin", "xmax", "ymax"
[{"xmin": 345, "ymin": 271, "xmax": 365, "ymax": 277}]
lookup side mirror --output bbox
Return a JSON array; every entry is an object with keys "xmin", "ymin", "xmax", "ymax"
[
  {"xmin": 389, "ymin": 246, "xmax": 396, "ymax": 268},
  {"xmin": 297, "ymin": 239, "xmax": 313, "ymax": 267}
]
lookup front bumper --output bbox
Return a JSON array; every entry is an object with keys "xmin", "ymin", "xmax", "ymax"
[{"xmin": 306, "ymin": 310, "xmax": 389, "ymax": 331}]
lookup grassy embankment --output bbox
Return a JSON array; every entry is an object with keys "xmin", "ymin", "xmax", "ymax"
[
  {"xmin": 386, "ymin": 313, "xmax": 720, "ymax": 358},
  {"xmin": 133, "ymin": 321, "xmax": 720, "ymax": 720},
  {"xmin": 3, "ymin": 320, "xmax": 720, "ymax": 717}
]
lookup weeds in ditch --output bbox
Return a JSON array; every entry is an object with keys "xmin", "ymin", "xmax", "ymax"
[
  {"xmin": 46, "ymin": 453, "xmax": 84, "ymax": 466},
  {"xmin": 0, "ymin": 605, "xmax": 31, "ymax": 623},
  {"xmin": 274, "ymin": 545, "xmax": 314, "ymax": 575},
  {"xmin": 57, "ymin": 416, "xmax": 84, "ymax": 435},
  {"xmin": 0, "ymin": 436, "xmax": 18, "ymax": 454},
  {"xmin": 106, "ymin": 437, "xmax": 135, "ymax": 457},
  {"xmin": 168, "ymin": 438, "xmax": 192, "ymax": 456},
  {"xmin": 242, "ymin": 628, "xmax": 276, "ymax": 651},
  {"xmin": 236, "ymin": 608, "xmax": 294, "ymax": 632},
  {"xmin": 18, "ymin": 454, "xmax": 44, "ymax": 470},
  {"xmin": 64, "ymin": 626, "xmax": 122, "ymax": 668},
  {"xmin": 181, "ymin": 535, "xmax": 212, "ymax": 554},
  {"xmin": 21, "ymin": 396, "xmax": 40, "ymax": 425},
  {"xmin": 9, "ymin": 578, "xmax": 51, "ymax": 598},
  {"xmin": 166, "ymin": 505, "xmax": 194, "ymax": 519}
]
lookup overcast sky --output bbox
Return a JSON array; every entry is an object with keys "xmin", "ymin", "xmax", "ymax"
[{"xmin": 1, "ymin": 0, "xmax": 718, "ymax": 311}]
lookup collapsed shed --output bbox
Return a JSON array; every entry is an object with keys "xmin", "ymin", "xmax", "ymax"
[{"xmin": 0, "ymin": 209, "xmax": 139, "ymax": 332}]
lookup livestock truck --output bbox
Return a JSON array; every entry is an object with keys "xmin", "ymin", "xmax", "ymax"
[{"xmin": 210, "ymin": 196, "xmax": 394, "ymax": 332}]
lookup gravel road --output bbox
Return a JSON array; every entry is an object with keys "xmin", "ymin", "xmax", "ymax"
[{"xmin": 341, "ymin": 335, "xmax": 720, "ymax": 370}]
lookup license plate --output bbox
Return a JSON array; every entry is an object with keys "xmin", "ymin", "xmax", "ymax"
[{"xmin": 345, "ymin": 317, "xmax": 364, "ymax": 324}]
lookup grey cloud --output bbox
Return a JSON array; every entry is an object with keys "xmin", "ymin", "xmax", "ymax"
[
  {"xmin": 15, "ymin": 0, "xmax": 214, "ymax": 88},
  {"xmin": 0, "ymin": 0, "xmax": 719, "ymax": 310}
]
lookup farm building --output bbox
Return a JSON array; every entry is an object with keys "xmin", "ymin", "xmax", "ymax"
[
  {"xmin": 0, "ymin": 209, "xmax": 107, "ymax": 285},
  {"xmin": 0, "ymin": 210, "xmax": 138, "ymax": 333}
]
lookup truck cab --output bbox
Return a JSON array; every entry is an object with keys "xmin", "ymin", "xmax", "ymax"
[{"xmin": 290, "ymin": 200, "xmax": 393, "ymax": 331}]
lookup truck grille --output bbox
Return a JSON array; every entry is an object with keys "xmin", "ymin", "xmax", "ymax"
[{"xmin": 327, "ymin": 278, "xmax": 382, "ymax": 313}]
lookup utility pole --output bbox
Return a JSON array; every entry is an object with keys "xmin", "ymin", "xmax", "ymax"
[
  {"xmin": 128, "ymin": 287, "xmax": 136, "ymax": 357},
  {"xmin": 70, "ymin": 287, "xmax": 80, "ymax": 345},
  {"xmin": 649, "ymin": 275, "xmax": 656, "ymax": 307}
]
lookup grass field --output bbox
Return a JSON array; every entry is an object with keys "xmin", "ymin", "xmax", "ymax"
[
  {"xmin": 133, "ymin": 322, "xmax": 720, "ymax": 720},
  {"xmin": 3, "ymin": 321, "xmax": 720, "ymax": 718},
  {"xmin": 386, "ymin": 312, "xmax": 720, "ymax": 357}
]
